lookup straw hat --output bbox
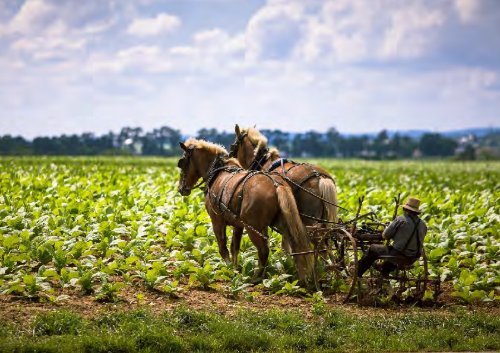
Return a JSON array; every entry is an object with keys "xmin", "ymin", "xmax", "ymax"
[{"xmin": 402, "ymin": 197, "xmax": 421, "ymax": 214}]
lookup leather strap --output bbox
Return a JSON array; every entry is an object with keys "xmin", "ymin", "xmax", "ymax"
[{"xmin": 401, "ymin": 217, "xmax": 421, "ymax": 256}]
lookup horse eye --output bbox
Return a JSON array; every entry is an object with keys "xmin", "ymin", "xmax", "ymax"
[{"xmin": 177, "ymin": 158, "xmax": 185, "ymax": 168}]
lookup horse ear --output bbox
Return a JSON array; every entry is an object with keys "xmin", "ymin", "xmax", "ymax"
[
  {"xmin": 179, "ymin": 142, "xmax": 188, "ymax": 151},
  {"xmin": 235, "ymin": 124, "xmax": 241, "ymax": 137}
]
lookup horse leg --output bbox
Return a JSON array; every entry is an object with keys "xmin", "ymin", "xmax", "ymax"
[
  {"xmin": 230, "ymin": 227, "xmax": 243, "ymax": 267},
  {"xmin": 246, "ymin": 228, "xmax": 269, "ymax": 281},
  {"xmin": 212, "ymin": 220, "xmax": 230, "ymax": 264}
]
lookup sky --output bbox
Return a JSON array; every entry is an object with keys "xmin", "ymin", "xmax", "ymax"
[{"xmin": 0, "ymin": 0, "xmax": 499, "ymax": 138}]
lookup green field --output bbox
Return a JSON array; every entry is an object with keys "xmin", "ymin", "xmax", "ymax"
[
  {"xmin": 0, "ymin": 157, "xmax": 499, "ymax": 351},
  {"xmin": 0, "ymin": 157, "xmax": 498, "ymax": 302}
]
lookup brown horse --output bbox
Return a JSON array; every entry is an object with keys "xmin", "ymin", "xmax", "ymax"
[
  {"xmin": 229, "ymin": 125, "xmax": 338, "ymax": 227},
  {"xmin": 177, "ymin": 138, "xmax": 314, "ymax": 283}
]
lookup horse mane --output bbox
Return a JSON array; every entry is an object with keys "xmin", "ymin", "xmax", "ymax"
[
  {"xmin": 240, "ymin": 127, "xmax": 268, "ymax": 155},
  {"xmin": 225, "ymin": 157, "xmax": 242, "ymax": 167},
  {"xmin": 269, "ymin": 148, "xmax": 280, "ymax": 159},
  {"xmin": 184, "ymin": 138, "xmax": 228, "ymax": 156}
]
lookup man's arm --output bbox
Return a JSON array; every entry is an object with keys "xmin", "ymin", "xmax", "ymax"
[{"xmin": 382, "ymin": 217, "xmax": 404, "ymax": 240}]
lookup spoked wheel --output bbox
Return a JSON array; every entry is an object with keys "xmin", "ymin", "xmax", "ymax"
[
  {"xmin": 306, "ymin": 226, "xmax": 338, "ymax": 292},
  {"xmin": 329, "ymin": 229, "xmax": 360, "ymax": 303}
]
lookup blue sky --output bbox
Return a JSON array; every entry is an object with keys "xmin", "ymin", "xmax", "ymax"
[{"xmin": 0, "ymin": 0, "xmax": 499, "ymax": 138}]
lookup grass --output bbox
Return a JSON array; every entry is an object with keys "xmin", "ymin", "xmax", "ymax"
[{"xmin": 1, "ymin": 307, "xmax": 498, "ymax": 352}]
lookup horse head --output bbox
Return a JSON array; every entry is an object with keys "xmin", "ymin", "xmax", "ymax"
[
  {"xmin": 230, "ymin": 124, "xmax": 269, "ymax": 170},
  {"xmin": 177, "ymin": 142, "xmax": 199, "ymax": 196},
  {"xmin": 177, "ymin": 139, "xmax": 229, "ymax": 196}
]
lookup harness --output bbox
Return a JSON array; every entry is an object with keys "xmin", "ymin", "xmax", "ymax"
[
  {"xmin": 206, "ymin": 166, "xmax": 283, "ymax": 241},
  {"xmin": 205, "ymin": 157, "xmax": 239, "ymax": 188},
  {"xmin": 400, "ymin": 217, "xmax": 422, "ymax": 258},
  {"xmin": 249, "ymin": 149, "xmax": 270, "ymax": 171},
  {"xmin": 181, "ymin": 152, "xmax": 281, "ymax": 241},
  {"xmin": 269, "ymin": 160, "xmax": 349, "ymax": 214},
  {"xmin": 229, "ymin": 131, "xmax": 270, "ymax": 171},
  {"xmin": 229, "ymin": 133, "xmax": 348, "ymax": 216},
  {"xmin": 268, "ymin": 158, "xmax": 289, "ymax": 172}
]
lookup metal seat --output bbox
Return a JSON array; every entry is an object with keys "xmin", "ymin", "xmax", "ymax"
[{"xmin": 377, "ymin": 254, "xmax": 416, "ymax": 271}]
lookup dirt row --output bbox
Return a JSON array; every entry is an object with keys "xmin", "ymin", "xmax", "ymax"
[{"xmin": 1, "ymin": 283, "xmax": 498, "ymax": 325}]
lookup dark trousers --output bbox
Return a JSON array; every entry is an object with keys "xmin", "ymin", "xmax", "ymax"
[{"xmin": 357, "ymin": 244, "xmax": 404, "ymax": 277}]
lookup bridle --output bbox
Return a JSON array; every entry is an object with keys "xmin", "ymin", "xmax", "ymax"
[
  {"xmin": 178, "ymin": 147, "xmax": 204, "ymax": 192},
  {"xmin": 178, "ymin": 147, "xmax": 231, "ymax": 193},
  {"xmin": 229, "ymin": 131, "xmax": 248, "ymax": 158},
  {"xmin": 229, "ymin": 132, "xmax": 269, "ymax": 171}
]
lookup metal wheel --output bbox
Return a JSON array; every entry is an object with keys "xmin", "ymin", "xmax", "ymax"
[{"xmin": 328, "ymin": 229, "xmax": 360, "ymax": 303}]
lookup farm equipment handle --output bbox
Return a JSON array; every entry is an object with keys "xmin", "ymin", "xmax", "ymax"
[{"xmin": 392, "ymin": 193, "xmax": 402, "ymax": 220}]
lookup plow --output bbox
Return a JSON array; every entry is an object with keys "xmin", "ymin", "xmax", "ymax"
[{"xmin": 293, "ymin": 195, "xmax": 442, "ymax": 304}]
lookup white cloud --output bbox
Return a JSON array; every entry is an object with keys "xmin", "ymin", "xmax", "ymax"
[
  {"xmin": 245, "ymin": 0, "xmax": 451, "ymax": 64},
  {"xmin": 454, "ymin": 0, "xmax": 480, "ymax": 23},
  {"xmin": 127, "ymin": 13, "xmax": 181, "ymax": 36},
  {"xmin": 245, "ymin": 1, "xmax": 304, "ymax": 61},
  {"xmin": 11, "ymin": 35, "xmax": 86, "ymax": 61},
  {"xmin": 380, "ymin": 4, "xmax": 445, "ymax": 59},
  {"xmin": 296, "ymin": 0, "xmax": 373, "ymax": 63},
  {"xmin": 88, "ymin": 26, "xmax": 246, "ymax": 76},
  {"xmin": 80, "ymin": 19, "xmax": 115, "ymax": 35},
  {"xmin": 193, "ymin": 29, "xmax": 245, "ymax": 57},
  {"xmin": 1, "ymin": 0, "xmax": 116, "ymax": 64},
  {"xmin": 9, "ymin": 16, "xmax": 87, "ymax": 61},
  {"xmin": 87, "ymin": 45, "xmax": 172, "ymax": 74},
  {"xmin": 8, "ymin": 0, "xmax": 56, "ymax": 35}
]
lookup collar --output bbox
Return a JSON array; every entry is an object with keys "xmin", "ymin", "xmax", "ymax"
[{"xmin": 268, "ymin": 158, "xmax": 289, "ymax": 172}]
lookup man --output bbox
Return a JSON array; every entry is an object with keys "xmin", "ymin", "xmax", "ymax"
[{"xmin": 357, "ymin": 197, "xmax": 427, "ymax": 277}]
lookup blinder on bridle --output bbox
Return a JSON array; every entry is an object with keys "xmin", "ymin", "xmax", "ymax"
[
  {"xmin": 177, "ymin": 146, "xmax": 194, "ymax": 170},
  {"xmin": 229, "ymin": 132, "xmax": 248, "ymax": 158}
]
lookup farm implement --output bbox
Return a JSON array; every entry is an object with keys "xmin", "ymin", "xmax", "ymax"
[{"xmin": 292, "ymin": 195, "xmax": 442, "ymax": 304}]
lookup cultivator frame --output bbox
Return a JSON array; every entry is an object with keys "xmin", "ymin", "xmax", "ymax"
[{"xmin": 292, "ymin": 196, "xmax": 441, "ymax": 304}]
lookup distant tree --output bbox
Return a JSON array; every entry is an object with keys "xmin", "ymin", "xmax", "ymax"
[
  {"xmin": 419, "ymin": 133, "xmax": 457, "ymax": 157},
  {"xmin": 373, "ymin": 130, "xmax": 390, "ymax": 159},
  {"xmin": 399, "ymin": 135, "xmax": 417, "ymax": 158},
  {"xmin": 196, "ymin": 128, "xmax": 234, "ymax": 150},
  {"xmin": 325, "ymin": 127, "xmax": 341, "ymax": 156},
  {"xmin": 456, "ymin": 144, "xmax": 476, "ymax": 160},
  {"xmin": 3, "ymin": 125, "xmax": 493, "ymax": 159},
  {"xmin": 339, "ymin": 135, "xmax": 369, "ymax": 157},
  {"xmin": 143, "ymin": 126, "xmax": 182, "ymax": 156},
  {"xmin": 262, "ymin": 129, "xmax": 291, "ymax": 155},
  {"xmin": 0, "ymin": 135, "xmax": 32, "ymax": 155},
  {"xmin": 33, "ymin": 137, "xmax": 61, "ymax": 155}
]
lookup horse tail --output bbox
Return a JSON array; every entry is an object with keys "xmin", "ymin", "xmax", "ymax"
[
  {"xmin": 319, "ymin": 177, "xmax": 338, "ymax": 223},
  {"xmin": 276, "ymin": 185, "xmax": 314, "ymax": 283}
]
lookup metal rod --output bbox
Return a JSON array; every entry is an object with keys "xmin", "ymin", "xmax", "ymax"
[
  {"xmin": 290, "ymin": 249, "xmax": 329, "ymax": 256},
  {"xmin": 392, "ymin": 192, "xmax": 401, "ymax": 220},
  {"xmin": 350, "ymin": 196, "xmax": 364, "ymax": 235},
  {"xmin": 344, "ymin": 211, "xmax": 376, "ymax": 224}
]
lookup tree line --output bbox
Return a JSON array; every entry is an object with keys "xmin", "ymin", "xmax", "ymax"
[{"xmin": 0, "ymin": 126, "xmax": 498, "ymax": 160}]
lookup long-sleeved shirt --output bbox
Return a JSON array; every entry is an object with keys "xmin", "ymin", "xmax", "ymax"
[{"xmin": 382, "ymin": 214, "xmax": 427, "ymax": 257}]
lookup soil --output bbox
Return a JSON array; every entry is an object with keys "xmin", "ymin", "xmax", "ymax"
[{"xmin": 1, "ymin": 282, "xmax": 498, "ymax": 325}]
